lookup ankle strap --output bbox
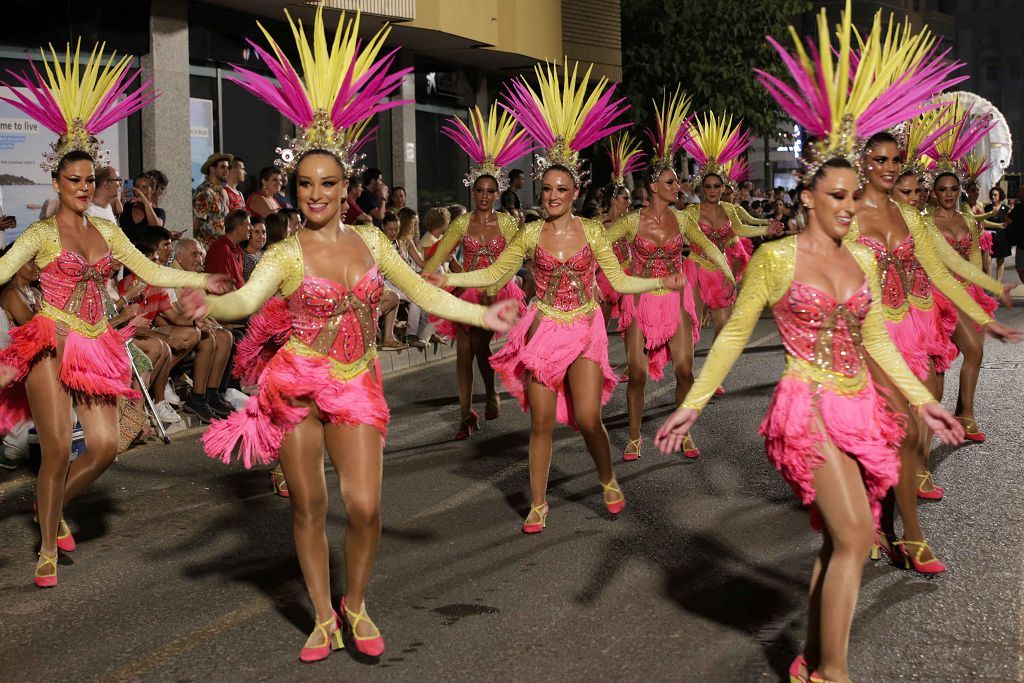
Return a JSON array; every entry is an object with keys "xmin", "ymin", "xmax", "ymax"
[
  {"xmin": 601, "ymin": 479, "xmax": 622, "ymax": 494},
  {"xmin": 36, "ymin": 552, "xmax": 57, "ymax": 572},
  {"xmin": 343, "ymin": 602, "xmax": 381, "ymax": 639}
]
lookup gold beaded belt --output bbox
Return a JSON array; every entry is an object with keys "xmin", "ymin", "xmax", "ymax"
[
  {"xmin": 783, "ymin": 356, "xmax": 868, "ymax": 396},
  {"xmin": 282, "ymin": 336, "xmax": 377, "ymax": 382},
  {"xmin": 533, "ymin": 299, "xmax": 597, "ymax": 324},
  {"xmin": 40, "ymin": 301, "xmax": 109, "ymax": 338}
]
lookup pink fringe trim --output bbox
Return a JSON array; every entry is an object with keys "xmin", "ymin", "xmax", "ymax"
[
  {"xmin": 682, "ymin": 259, "xmax": 736, "ymax": 310},
  {"xmin": 203, "ymin": 349, "xmax": 389, "ymax": 468},
  {"xmin": 490, "ymin": 304, "xmax": 617, "ymax": 429},
  {"xmin": 979, "ymin": 230, "xmax": 994, "ymax": 255},
  {"xmin": 595, "ymin": 270, "xmax": 621, "ymax": 319},
  {"xmin": 232, "ymin": 297, "xmax": 292, "ymax": 384},
  {"xmin": 727, "ymin": 238, "xmax": 754, "ymax": 275},
  {"xmin": 618, "ymin": 289, "xmax": 699, "ymax": 381},
  {"xmin": 0, "ymin": 315, "xmax": 137, "ymax": 432},
  {"xmin": 758, "ymin": 375, "xmax": 904, "ymax": 531},
  {"xmin": 933, "ymin": 284, "xmax": 998, "ymax": 339},
  {"xmin": 885, "ymin": 303, "xmax": 955, "ymax": 379},
  {"xmin": 433, "ymin": 280, "xmax": 526, "ymax": 340}
]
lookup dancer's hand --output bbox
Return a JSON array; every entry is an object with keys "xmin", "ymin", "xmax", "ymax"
[
  {"xmin": 655, "ymin": 407, "xmax": 699, "ymax": 454},
  {"xmin": 768, "ymin": 220, "xmax": 785, "ymax": 236},
  {"xmin": 423, "ymin": 272, "xmax": 447, "ymax": 287},
  {"xmin": 179, "ymin": 288, "xmax": 209, "ymax": 320},
  {"xmin": 919, "ymin": 403, "xmax": 965, "ymax": 445},
  {"xmin": 999, "ymin": 283, "xmax": 1017, "ymax": 308},
  {"xmin": 482, "ymin": 299, "xmax": 519, "ymax": 333},
  {"xmin": 983, "ymin": 320, "xmax": 1022, "ymax": 343},
  {"xmin": 205, "ymin": 274, "xmax": 234, "ymax": 294},
  {"xmin": 661, "ymin": 272, "xmax": 687, "ymax": 291}
]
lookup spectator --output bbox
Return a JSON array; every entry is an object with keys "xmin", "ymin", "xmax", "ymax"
[
  {"xmin": 243, "ymin": 216, "xmax": 267, "ymax": 281},
  {"xmin": 146, "ymin": 169, "xmax": 169, "ymax": 209},
  {"xmin": 392, "ymin": 210, "xmax": 432, "ymax": 348},
  {"xmin": 417, "ymin": 206, "xmax": 452, "ymax": 267},
  {"xmin": 522, "ymin": 209, "xmax": 542, "ymax": 223},
  {"xmin": 986, "ymin": 186, "xmax": 1011, "ymax": 280},
  {"xmin": 224, "ymin": 157, "xmax": 247, "ymax": 212},
  {"xmin": 119, "ymin": 172, "xmax": 167, "ymax": 244},
  {"xmin": 631, "ymin": 186, "xmax": 649, "ymax": 210},
  {"xmin": 388, "ymin": 185, "xmax": 407, "ymax": 211},
  {"xmin": 247, "ymin": 166, "xmax": 283, "ymax": 218},
  {"xmin": 264, "ymin": 212, "xmax": 289, "ymax": 245},
  {"xmin": 376, "ymin": 213, "xmax": 406, "ymax": 350},
  {"xmin": 193, "ymin": 153, "xmax": 232, "ymax": 247},
  {"xmin": 501, "ymin": 168, "xmax": 525, "ymax": 212},
  {"xmin": 344, "ymin": 179, "xmax": 371, "ymax": 224},
  {"xmin": 357, "ymin": 167, "xmax": 388, "ymax": 225},
  {"xmin": 204, "ymin": 209, "xmax": 251, "ymax": 290},
  {"xmin": 1005, "ymin": 186, "xmax": 1024, "ymax": 286},
  {"xmin": 171, "ymin": 238, "xmax": 203, "ymax": 272},
  {"xmin": 87, "ymin": 164, "xmax": 124, "ymax": 222},
  {"xmin": 448, "ymin": 204, "xmax": 467, "ymax": 222},
  {"xmin": 139, "ymin": 226, "xmax": 175, "ymax": 267},
  {"xmin": 280, "ymin": 207, "xmax": 303, "ymax": 235}
]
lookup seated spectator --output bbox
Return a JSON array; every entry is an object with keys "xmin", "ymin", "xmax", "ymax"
[
  {"xmin": 119, "ymin": 172, "xmax": 166, "ymax": 244},
  {"xmin": 392, "ymin": 211, "xmax": 433, "ymax": 348},
  {"xmin": 448, "ymin": 204, "xmax": 467, "ymax": 221},
  {"xmin": 204, "ymin": 209, "xmax": 251, "ymax": 290},
  {"xmin": 171, "ymin": 238, "xmax": 203, "ymax": 272},
  {"xmin": 280, "ymin": 207, "xmax": 303, "ymax": 235},
  {"xmin": 87, "ymin": 164, "xmax": 124, "ymax": 222},
  {"xmin": 388, "ymin": 185, "xmax": 407, "ymax": 211},
  {"xmin": 378, "ymin": 214, "xmax": 406, "ymax": 350},
  {"xmin": 247, "ymin": 166, "xmax": 284, "ymax": 218},
  {"xmin": 137, "ymin": 226, "xmax": 174, "ymax": 267},
  {"xmin": 243, "ymin": 216, "xmax": 267, "ymax": 281},
  {"xmin": 358, "ymin": 167, "xmax": 388, "ymax": 225},
  {"xmin": 264, "ymin": 212, "xmax": 289, "ymax": 245},
  {"xmin": 344, "ymin": 179, "xmax": 371, "ymax": 224},
  {"xmin": 417, "ymin": 206, "xmax": 453, "ymax": 270}
]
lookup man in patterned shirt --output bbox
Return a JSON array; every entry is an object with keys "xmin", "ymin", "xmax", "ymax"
[{"xmin": 192, "ymin": 153, "xmax": 232, "ymax": 248}]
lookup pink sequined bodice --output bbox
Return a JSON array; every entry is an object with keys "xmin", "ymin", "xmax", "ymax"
[
  {"xmin": 630, "ymin": 233, "xmax": 684, "ymax": 278},
  {"xmin": 287, "ymin": 267, "xmax": 385, "ymax": 363},
  {"xmin": 462, "ymin": 231, "xmax": 508, "ymax": 271},
  {"xmin": 697, "ymin": 219, "xmax": 734, "ymax": 252},
  {"xmin": 533, "ymin": 244, "xmax": 596, "ymax": 312},
  {"xmin": 40, "ymin": 250, "xmax": 117, "ymax": 325},
  {"xmin": 772, "ymin": 281, "xmax": 872, "ymax": 378},
  {"xmin": 945, "ymin": 233, "xmax": 972, "ymax": 283},
  {"xmin": 857, "ymin": 233, "xmax": 930, "ymax": 308},
  {"xmin": 612, "ymin": 238, "xmax": 630, "ymax": 263}
]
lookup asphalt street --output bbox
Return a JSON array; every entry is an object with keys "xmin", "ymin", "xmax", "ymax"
[{"xmin": 0, "ymin": 304, "xmax": 1022, "ymax": 682}]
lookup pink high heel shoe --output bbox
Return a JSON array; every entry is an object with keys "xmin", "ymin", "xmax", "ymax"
[
  {"xmin": 623, "ymin": 436, "xmax": 642, "ymax": 462},
  {"xmin": 298, "ymin": 611, "xmax": 343, "ymax": 662},
  {"xmin": 789, "ymin": 655, "xmax": 808, "ymax": 683},
  {"xmin": 602, "ymin": 479, "xmax": 626, "ymax": 515},
  {"xmin": 32, "ymin": 502, "xmax": 76, "ymax": 552},
  {"xmin": 521, "ymin": 502, "xmax": 548, "ymax": 534},
  {"xmin": 34, "ymin": 551, "xmax": 58, "ymax": 588},
  {"xmin": 340, "ymin": 596, "xmax": 385, "ymax": 657}
]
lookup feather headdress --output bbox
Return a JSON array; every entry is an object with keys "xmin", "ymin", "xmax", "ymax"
[
  {"xmin": 962, "ymin": 152, "xmax": 992, "ymax": 187},
  {"xmin": 895, "ymin": 106, "xmax": 953, "ymax": 183},
  {"xmin": 442, "ymin": 102, "xmax": 533, "ymax": 192},
  {"xmin": 607, "ymin": 132, "xmax": 645, "ymax": 187},
  {"xmin": 919, "ymin": 98, "xmax": 996, "ymax": 189},
  {"xmin": 681, "ymin": 112, "xmax": 751, "ymax": 190},
  {"xmin": 0, "ymin": 39, "xmax": 157, "ymax": 172},
  {"xmin": 755, "ymin": 0, "xmax": 967, "ymax": 184},
  {"xmin": 645, "ymin": 86, "xmax": 692, "ymax": 181},
  {"xmin": 228, "ymin": 7, "xmax": 410, "ymax": 174},
  {"xmin": 502, "ymin": 59, "xmax": 630, "ymax": 184},
  {"xmin": 726, "ymin": 158, "xmax": 751, "ymax": 186}
]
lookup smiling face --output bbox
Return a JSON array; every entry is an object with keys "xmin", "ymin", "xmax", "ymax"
[
  {"xmin": 263, "ymin": 171, "xmax": 284, "ymax": 196},
  {"xmin": 473, "ymin": 176, "xmax": 499, "ymax": 212},
  {"xmin": 52, "ymin": 159, "xmax": 96, "ymax": 214},
  {"xmin": 933, "ymin": 174, "xmax": 961, "ymax": 211},
  {"xmin": 295, "ymin": 153, "xmax": 347, "ymax": 228},
  {"xmin": 803, "ymin": 166, "xmax": 858, "ymax": 240},
  {"xmin": 249, "ymin": 221, "xmax": 267, "ymax": 250},
  {"xmin": 863, "ymin": 141, "xmax": 901, "ymax": 192},
  {"xmin": 702, "ymin": 174, "xmax": 724, "ymax": 204},
  {"xmin": 892, "ymin": 174, "xmax": 919, "ymax": 206},
  {"xmin": 648, "ymin": 169, "xmax": 679, "ymax": 205},
  {"xmin": 540, "ymin": 168, "xmax": 579, "ymax": 219}
]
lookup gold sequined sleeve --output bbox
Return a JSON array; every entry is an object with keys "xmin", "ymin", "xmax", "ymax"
[
  {"xmin": 0, "ymin": 221, "xmax": 44, "ymax": 286},
  {"xmin": 679, "ymin": 209, "xmax": 736, "ymax": 283},
  {"xmin": 587, "ymin": 220, "xmax": 664, "ymax": 294},
  {"xmin": 106, "ymin": 224, "xmax": 209, "ymax": 290},
  {"xmin": 854, "ymin": 245, "xmax": 935, "ymax": 407},
  {"xmin": 602, "ymin": 212, "xmax": 638, "ymax": 246},
  {"xmin": 445, "ymin": 226, "xmax": 530, "ymax": 289},
  {"xmin": 733, "ymin": 203, "xmax": 772, "ymax": 226},
  {"xmin": 376, "ymin": 229, "xmax": 487, "ymax": 328},
  {"xmin": 912, "ymin": 211, "xmax": 1002, "ymax": 310},
  {"xmin": 205, "ymin": 240, "xmax": 295, "ymax": 321},
  {"xmin": 680, "ymin": 245, "xmax": 772, "ymax": 412},
  {"xmin": 421, "ymin": 214, "xmax": 467, "ymax": 274},
  {"xmin": 726, "ymin": 204, "xmax": 772, "ymax": 238}
]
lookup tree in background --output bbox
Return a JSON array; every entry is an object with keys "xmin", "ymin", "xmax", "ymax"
[{"xmin": 622, "ymin": 0, "xmax": 811, "ymax": 180}]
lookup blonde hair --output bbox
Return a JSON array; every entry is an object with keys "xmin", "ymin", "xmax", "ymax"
[{"xmin": 421, "ymin": 206, "xmax": 451, "ymax": 232}]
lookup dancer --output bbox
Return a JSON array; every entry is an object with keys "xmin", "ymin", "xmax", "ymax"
[
  {"xmin": 420, "ymin": 103, "xmax": 531, "ymax": 439},
  {"xmin": 595, "ymin": 133, "xmax": 645, "ymax": 324},
  {"xmin": 426, "ymin": 60, "xmax": 687, "ymax": 533},
  {"xmin": 193, "ymin": 9, "xmax": 516, "ymax": 662},
  {"xmin": 919, "ymin": 101, "xmax": 1009, "ymax": 442},
  {"xmin": 679, "ymin": 113, "xmax": 783, "ymax": 345},
  {"xmin": 0, "ymin": 40, "xmax": 229, "ymax": 587},
  {"xmin": 658, "ymin": 6, "xmax": 965, "ymax": 681},
  {"xmin": 603, "ymin": 87, "xmax": 731, "ymax": 460}
]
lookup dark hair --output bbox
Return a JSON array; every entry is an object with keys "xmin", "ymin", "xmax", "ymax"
[
  {"xmin": 807, "ymin": 157, "xmax": 854, "ymax": 190},
  {"xmin": 447, "ymin": 204, "xmax": 467, "ymax": 220},
  {"xmin": 141, "ymin": 226, "xmax": 173, "ymax": 245},
  {"xmin": 95, "ymin": 164, "xmax": 119, "ymax": 184},
  {"xmin": 391, "ymin": 185, "xmax": 405, "ymax": 195},
  {"xmin": 52, "ymin": 150, "xmax": 94, "ymax": 178},
  {"xmin": 600, "ymin": 182, "xmax": 627, "ymax": 213},
  {"xmin": 230, "ymin": 157, "xmax": 244, "ymax": 168},
  {"xmin": 287, "ymin": 150, "xmax": 347, "ymax": 206},
  {"xmin": 258, "ymin": 166, "xmax": 282, "ymax": 185},
  {"xmin": 933, "ymin": 172, "xmax": 961, "ymax": 189},
  {"xmin": 225, "ymin": 209, "xmax": 250, "ymax": 235},
  {"xmin": 362, "ymin": 167, "xmax": 382, "ymax": 185},
  {"xmin": 264, "ymin": 212, "xmax": 288, "ymax": 245},
  {"xmin": 473, "ymin": 174, "xmax": 499, "ymax": 191},
  {"xmin": 382, "ymin": 210, "xmax": 399, "ymax": 225},
  {"xmin": 864, "ymin": 131, "xmax": 898, "ymax": 152},
  {"xmin": 144, "ymin": 169, "xmax": 168, "ymax": 190},
  {"xmin": 701, "ymin": 173, "xmax": 724, "ymax": 187},
  {"xmin": 509, "ymin": 169, "xmax": 525, "ymax": 181},
  {"xmin": 990, "ymin": 186, "xmax": 1006, "ymax": 202}
]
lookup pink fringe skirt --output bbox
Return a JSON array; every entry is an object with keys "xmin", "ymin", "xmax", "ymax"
[
  {"xmin": 618, "ymin": 289, "xmax": 699, "ymax": 381},
  {"xmin": 433, "ymin": 280, "xmax": 526, "ymax": 339},
  {"xmin": 933, "ymin": 284, "xmax": 998, "ymax": 338},
  {"xmin": 232, "ymin": 297, "xmax": 292, "ymax": 385},
  {"xmin": 202, "ymin": 347, "xmax": 390, "ymax": 468},
  {"xmin": 490, "ymin": 304, "xmax": 618, "ymax": 430},
  {"xmin": 759, "ymin": 374, "xmax": 904, "ymax": 531},
  {"xmin": 595, "ymin": 270, "xmax": 621, "ymax": 319},
  {"xmin": 0, "ymin": 314, "xmax": 137, "ymax": 432},
  {"xmin": 682, "ymin": 260, "xmax": 736, "ymax": 310},
  {"xmin": 727, "ymin": 238, "xmax": 754, "ymax": 275},
  {"xmin": 884, "ymin": 301, "xmax": 956, "ymax": 379},
  {"xmin": 979, "ymin": 230, "xmax": 994, "ymax": 255}
]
